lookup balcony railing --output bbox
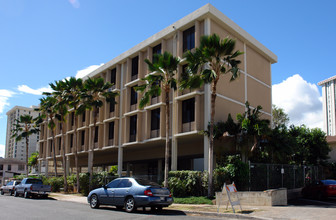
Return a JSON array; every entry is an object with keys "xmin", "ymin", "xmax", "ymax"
[
  {"xmin": 150, "ymin": 129, "xmax": 160, "ymax": 138},
  {"xmin": 182, "ymin": 121, "xmax": 195, "ymax": 133}
]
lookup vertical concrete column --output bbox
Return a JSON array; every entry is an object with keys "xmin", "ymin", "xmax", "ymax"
[
  {"xmin": 126, "ymin": 58, "xmax": 131, "ymax": 84},
  {"xmin": 203, "ymin": 18, "xmax": 211, "ymax": 171},
  {"xmin": 139, "ymin": 51, "xmax": 144, "ymax": 79},
  {"xmin": 177, "ymin": 30, "xmax": 183, "ymax": 58},
  {"xmin": 161, "ymin": 39, "xmax": 167, "ymax": 53},
  {"xmin": 147, "ymin": 47, "xmax": 152, "ymax": 70},
  {"xmin": 126, "ymin": 163, "xmax": 130, "ymax": 176},
  {"xmin": 195, "ymin": 95, "xmax": 202, "ymax": 130},
  {"xmin": 158, "ymin": 159, "xmax": 162, "ymax": 182},
  {"xmin": 331, "ymin": 80, "xmax": 336, "ymax": 135},
  {"xmin": 66, "ymin": 156, "xmax": 70, "ymax": 176},
  {"xmin": 44, "ymin": 158, "xmax": 49, "ymax": 177},
  {"xmin": 171, "ymin": 138, "xmax": 178, "ymax": 171},
  {"xmin": 117, "ymin": 63, "xmax": 124, "ymax": 177},
  {"xmin": 195, "ymin": 20, "xmax": 201, "ymax": 47}
]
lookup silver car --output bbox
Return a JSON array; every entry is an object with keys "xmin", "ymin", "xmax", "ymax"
[{"xmin": 87, "ymin": 177, "xmax": 173, "ymax": 212}]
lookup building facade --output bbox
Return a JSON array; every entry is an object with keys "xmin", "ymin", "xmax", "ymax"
[
  {"xmin": 318, "ymin": 76, "xmax": 336, "ymax": 136},
  {"xmin": 0, "ymin": 158, "xmax": 26, "ymax": 186},
  {"xmin": 5, "ymin": 106, "xmax": 39, "ymax": 161},
  {"xmin": 38, "ymin": 4, "xmax": 277, "ymax": 180}
]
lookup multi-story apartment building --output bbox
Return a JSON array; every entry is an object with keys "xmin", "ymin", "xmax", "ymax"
[
  {"xmin": 0, "ymin": 158, "xmax": 26, "ymax": 186},
  {"xmin": 5, "ymin": 106, "xmax": 39, "ymax": 161},
  {"xmin": 38, "ymin": 4, "xmax": 277, "ymax": 180},
  {"xmin": 318, "ymin": 76, "xmax": 336, "ymax": 136}
]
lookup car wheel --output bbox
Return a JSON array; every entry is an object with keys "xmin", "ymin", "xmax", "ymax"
[
  {"xmin": 14, "ymin": 190, "xmax": 18, "ymax": 197},
  {"xmin": 124, "ymin": 197, "xmax": 136, "ymax": 213},
  {"xmin": 90, "ymin": 194, "xmax": 100, "ymax": 209},
  {"xmin": 0, "ymin": 190, "xmax": 4, "ymax": 195},
  {"xmin": 24, "ymin": 190, "xmax": 30, "ymax": 199}
]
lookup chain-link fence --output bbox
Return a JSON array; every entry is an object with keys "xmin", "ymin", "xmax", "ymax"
[{"xmin": 249, "ymin": 162, "xmax": 324, "ymax": 191}]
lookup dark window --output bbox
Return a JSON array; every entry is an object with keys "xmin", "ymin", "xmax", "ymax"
[
  {"xmin": 118, "ymin": 179, "xmax": 132, "ymax": 188},
  {"xmin": 130, "ymin": 86, "xmax": 138, "ymax": 106},
  {"xmin": 107, "ymin": 179, "xmax": 121, "ymax": 188},
  {"xmin": 131, "ymin": 56, "xmax": 139, "ymax": 80},
  {"xmin": 183, "ymin": 26, "xmax": 195, "ymax": 52},
  {"xmin": 109, "ymin": 99, "xmax": 115, "ymax": 113},
  {"xmin": 110, "ymin": 68, "xmax": 116, "ymax": 85},
  {"xmin": 82, "ymin": 111, "xmax": 86, "ymax": 122},
  {"xmin": 182, "ymin": 98, "xmax": 195, "ymax": 123},
  {"xmin": 18, "ymin": 165, "xmax": 24, "ymax": 171},
  {"xmin": 50, "ymin": 140, "xmax": 53, "ymax": 152},
  {"xmin": 135, "ymin": 178, "xmax": 160, "ymax": 187},
  {"xmin": 41, "ymin": 143, "xmax": 43, "ymax": 154},
  {"xmin": 70, "ymin": 134, "xmax": 73, "ymax": 148},
  {"xmin": 59, "ymin": 123, "xmax": 62, "ymax": 131},
  {"xmin": 152, "ymin": 44, "xmax": 161, "ymax": 62},
  {"xmin": 94, "ymin": 126, "xmax": 99, "ymax": 143},
  {"xmin": 58, "ymin": 138, "xmax": 61, "ymax": 151},
  {"xmin": 7, "ymin": 165, "xmax": 11, "ymax": 171},
  {"xmin": 109, "ymin": 122, "xmax": 114, "ymax": 140},
  {"xmin": 151, "ymin": 108, "xmax": 160, "ymax": 131},
  {"xmin": 0, "ymin": 164, "xmax": 3, "ymax": 170},
  {"xmin": 81, "ymin": 131, "xmax": 85, "ymax": 146},
  {"xmin": 71, "ymin": 112, "xmax": 74, "ymax": 126},
  {"xmin": 26, "ymin": 179, "xmax": 43, "ymax": 184},
  {"xmin": 129, "ymin": 115, "xmax": 137, "ymax": 142}
]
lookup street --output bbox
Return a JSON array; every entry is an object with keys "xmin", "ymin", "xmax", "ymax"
[{"xmin": 0, "ymin": 195, "xmax": 218, "ymax": 220}]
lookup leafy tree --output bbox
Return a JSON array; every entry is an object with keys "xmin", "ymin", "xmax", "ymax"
[
  {"xmin": 272, "ymin": 105, "xmax": 289, "ymax": 128},
  {"xmin": 11, "ymin": 114, "xmax": 39, "ymax": 176},
  {"xmin": 62, "ymin": 77, "xmax": 86, "ymax": 193},
  {"xmin": 135, "ymin": 51, "xmax": 180, "ymax": 188},
  {"xmin": 28, "ymin": 152, "xmax": 39, "ymax": 172},
  {"xmin": 183, "ymin": 34, "xmax": 243, "ymax": 197},
  {"xmin": 236, "ymin": 102, "xmax": 270, "ymax": 162},
  {"xmin": 37, "ymin": 95, "xmax": 58, "ymax": 176},
  {"xmin": 82, "ymin": 77, "xmax": 118, "ymax": 190}
]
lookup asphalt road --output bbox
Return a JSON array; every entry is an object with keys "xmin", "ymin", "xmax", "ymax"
[{"xmin": 0, "ymin": 194, "xmax": 219, "ymax": 220}]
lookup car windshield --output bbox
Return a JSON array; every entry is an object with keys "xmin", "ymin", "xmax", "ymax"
[
  {"xmin": 26, "ymin": 179, "xmax": 43, "ymax": 184},
  {"xmin": 321, "ymin": 180, "xmax": 336, "ymax": 185},
  {"xmin": 135, "ymin": 178, "xmax": 160, "ymax": 187}
]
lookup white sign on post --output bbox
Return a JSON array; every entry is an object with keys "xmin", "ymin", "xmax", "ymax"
[{"xmin": 217, "ymin": 182, "xmax": 242, "ymax": 213}]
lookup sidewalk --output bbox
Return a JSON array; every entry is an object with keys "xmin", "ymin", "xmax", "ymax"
[{"xmin": 49, "ymin": 193, "xmax": 336, "ymax": 220}]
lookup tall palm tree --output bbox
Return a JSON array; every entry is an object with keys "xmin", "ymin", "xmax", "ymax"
[
  {"xmin": 11, "ymin": 114, "xmax": 40, "ymax": 176},
  {"xmin": 48, "ymin": 80, "xmax": 69, "ymax": 192},
  {"xmin": 82, "ymin": 77, "xmax": 118, "ymax": 190},
  {"xmin": 62, "ymin": 77, "xmax": 85, "ymax": 193},
  {"xmin": 37, "ymin": 95, "xmax": 58, "ymax": 176},
  {"xmin": 182, "ymin": 34, "xmax": 243, "ymax": 197},
  {"xmin": 135, "ymin": 51, "xmax": 180, "ymax": 187}
]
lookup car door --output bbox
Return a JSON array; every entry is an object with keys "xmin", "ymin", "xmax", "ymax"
[
  {"xmin": 99, "ymin": 179, "xmax": 120, "ymax": 205},
  {"xmin": 113, "ymin": 179, "xmax": 132, "ymax": 206}
]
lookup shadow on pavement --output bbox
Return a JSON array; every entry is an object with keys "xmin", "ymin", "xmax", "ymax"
[
  {"xmin": 288, "ymin": 197, "xmax": 336, "ymax": 208},
  {"xmin": 99, "ymin": 206, "xmax": 187, "ymax": 216}
]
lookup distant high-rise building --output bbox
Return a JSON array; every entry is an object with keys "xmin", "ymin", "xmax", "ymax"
[
  {"xmin": 318, "ymin": 76, "xmax": 336, "ymax": 135},
  {"xmin": 5, "ymin": 106, "xmax": 39, "ymax": 161}
]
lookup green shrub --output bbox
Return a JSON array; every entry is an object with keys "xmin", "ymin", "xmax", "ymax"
[
  {"xmin": 47, "ymin": 177, "xmax": 64, "ymax": 192},
  {"xmin": 168, "ymin": 171, "xmax": 207, "ymax": 197}
]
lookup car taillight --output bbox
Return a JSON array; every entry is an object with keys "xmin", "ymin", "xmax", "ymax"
[
  {"xmin": 12, "ymin": 186, "xmax": 15, "ymax": 190},
  {"xmin": 144, "ymin": 189, "xmax": 153, "ymax": 196},
  {"xmin": 169, "ymin": 192, "xmax": 172, "ymax": 198}
]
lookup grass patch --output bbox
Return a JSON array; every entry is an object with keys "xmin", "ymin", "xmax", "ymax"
[{"xmin": 173, "ymin": 196, "xmax": 213, "ymax": 205}]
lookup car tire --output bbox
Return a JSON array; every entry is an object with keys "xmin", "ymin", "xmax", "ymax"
[
  {"xmin": 124, "ymin": 197, "xmax": 136, "ymax": 213},
  {"xmin": 24, "ymin": 190, "xmax": 30, "ymax": 199},
  {"xmin": 14, "ymin": 190, "xmax": 18, "ymax": 197},
  {"xmin": 0, "ymin": 190, "xmax": 4, "ymax": 195},
  {"xmin": 90, "ymin": 194, "xmax": 100, "ymax": 209}
]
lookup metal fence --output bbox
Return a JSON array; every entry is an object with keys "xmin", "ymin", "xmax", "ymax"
[{"xmin": 249, "ymin": 162, "xmax": 324, "ymax": 191}]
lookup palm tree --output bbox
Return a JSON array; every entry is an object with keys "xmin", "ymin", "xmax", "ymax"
[
  {"xmin": 11, "ymin": 114, "xmax": 40, "ymax": 176},
  {"xmin": 48, "ymin": 80, "xmax": 69, "ymax": 192},
  {"xmin": 37, "ymin": 95, "xmax": 58, "ymax": 176},
  {"xmin": 62, "ymin": 77, "xmax": 85, "ymax": 193},
  {"xmin": 135, "ymin": 51, "xmax": 180, "ymax": 187},
  {"xmin": 182, "ymin": 34, "xmax": 243, "ymax": 197},
  {"xmin": 82, "ymin": 77, "xmax": 118, "ymax": 190}
]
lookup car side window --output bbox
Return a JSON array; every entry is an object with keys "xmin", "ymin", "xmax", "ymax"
[
  {"xmin": 117, "ymin": 179, "xmax": 132, "ymax": 188},
  {"xmin": 106, "ymin": 179, "xmax": 121, "ymax": 188},
  {"xmin": 7, "ymin": 182, "xmax": 13, "ymax": 186}
]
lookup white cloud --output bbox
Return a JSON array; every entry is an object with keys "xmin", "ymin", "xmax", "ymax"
[
  {"xmin": 68, "ymin": 0, "xmax": 80, "ymax": 9},
  {"xmin": 0, "ymin": 89, "xmax": 15, "ymax": 114},
  {"xmin": 0, "ymin": 144, "xmax": 5, "ymax": 158},
  {"xmin": 75, "ymin": 63, "xmax": 104, "ymax": 79},
  {"xmin": 272, "ymin": 74, "xmax": 323, "ymax": 129},
  {"xmin": 17, "ymin": 85, "xmax": 52, "ymax": 95}
]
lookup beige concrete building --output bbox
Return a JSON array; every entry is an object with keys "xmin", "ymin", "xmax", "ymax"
[
  {"xmin": 0, "ymin": 158, "xmax": 26, "ymax": 186},
  {"xmin": 38, "ymin": 4, "xmax": 277, "ymax": 180},
  {"xmin": 5, "ymin": 106, "xmax": 39, "ymax": 161}
]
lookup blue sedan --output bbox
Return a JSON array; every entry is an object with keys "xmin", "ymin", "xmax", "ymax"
[{"xmin": 87, "ymin": 177, "xmax": 173, "ymax": 212}]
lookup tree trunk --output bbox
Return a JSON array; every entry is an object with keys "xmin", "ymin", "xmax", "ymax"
[
  {"xmin": 61, "ymin": 118, "xmax": 68, "ymax": 192},
  {"xmin": 89, "ymin": 107, "xmax": 97, "ymax": 191},
  {"xmin": 26, "ymin": 136, "xmax": 29, "ymax": 177},
  {"xmin": 73, "ymin": 109, "xmax": 80, "ymax": 193},
  {"xmin": 208, "ymin": 82, "xmax": 217, "ymax": 197},
  {"xmin": 51, "ymin": 129, "xmax": 57, "ymax": 177},
  {"xmin": 164, "ymin": 89, "xmax": 170, "ymax": 188}
]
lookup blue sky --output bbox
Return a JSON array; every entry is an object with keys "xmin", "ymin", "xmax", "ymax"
[{"xmin": 1, "ymin": 0, "xmax": 335, "ymax": 157}]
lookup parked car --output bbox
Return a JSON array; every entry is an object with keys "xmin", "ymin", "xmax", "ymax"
[
  {"xmin": 0, "ymin": 180, "xmax": 21, "ymax": 196},
  {"xmin": 14, "ymin": 178, "xmax": 51, "ymax": 198},
  {"xmin": 87, "ymin": 177, "xmax": 173, "ymax": 212},
  {"xmin": 302, "ymin": 179, "xmax": 336, "ymax": 199}
]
